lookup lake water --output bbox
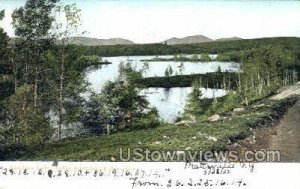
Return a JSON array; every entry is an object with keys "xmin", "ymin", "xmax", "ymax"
[
  {"xmin": 86, "ymin": 55, "xmax": 239, "ymax": 122},
  {"xmin": 141, "ymin": 87, "xmax": 227, "ymax": 123}
]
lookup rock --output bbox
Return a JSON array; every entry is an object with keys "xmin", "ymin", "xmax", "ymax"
[
  {"xmin": 163, "ymin": 135, "xmax": 170, "ymax": 139},
  {"xmin": 111, "ymin": 157, "xmax": 116, "ymax": 162},
  {"xmin": 189, "ymin": 115, "xmax": 196, "ymax": 123},
  {"xmin": 233, "ymin": 143, "xmax": 241, "ymax": 147},
  {"xmin": 233, "ymin": 107, "xmax": 245, "ymax": 112},
  {"xmin": 252, "ymin": 104, "xmax": 265, "ymax": 109},
  {"xmin": 208, "ymin": 114, "xmax": 221, "ymax": 122},
  {"xmin": 198, "ymin": 132, "xmax": 207, "ymax": 137},
  {"xmin": 153, "ymin": 141, "xmax": 161, "ymax": 145},
  {"xmin": 175, "ymin": 120, "xmax": 193, "ymax": 126},
  {"xmin": 207, "ymin": 136, "xmax": 218, "ymax": 142},
  {"xmin": 138, "ymin": 141, "xmax": 142, "ymax": 145},
  {"xmin": 227, "ymin": 139, "xmax": 231, "ymax": 144},
  {"xmin": 185, "ymin": 147, "xmax": 192, "ymax": 151}
]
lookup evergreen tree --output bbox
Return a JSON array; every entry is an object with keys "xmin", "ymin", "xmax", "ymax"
[
  {"xmin": 164, "ymin": 65, "xmax": 173, "ymax": 77},
  {"xmin": 179, "ymin": 62, "xmax": 185, "ymax": 75},
  {"xmin": 168, "ymin": 66, "xmax": 173, "ymax": 76},
  {"xmin": 200, "ymin": 53, "xmax": 211, "ymax": 62},
  {"xmin": 141, "ymin": 61, "xmax": 150, "ymax": 77},
  {"xmin": 164, "ymin": 66, "xmax": 170, "ymax": 77},
  {"xmin": 184, "ymin": 79, "xmax": 204, "ymax": 116}
]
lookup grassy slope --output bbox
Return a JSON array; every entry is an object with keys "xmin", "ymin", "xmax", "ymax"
[{"xmin": 13, "ymin": 97, "xmax": 296, "ymax": 161}]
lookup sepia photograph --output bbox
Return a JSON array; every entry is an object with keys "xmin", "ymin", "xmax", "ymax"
[{"xmin": 0, "ymin": 0, "xmax": 299, "ymax": 188}]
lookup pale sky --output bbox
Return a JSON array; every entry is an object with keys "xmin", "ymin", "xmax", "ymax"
[{"xmin": 1, "ymin": 0, "xmax": 300, "ymax": 43}]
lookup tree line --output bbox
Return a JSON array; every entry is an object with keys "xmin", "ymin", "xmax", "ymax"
[
  {"xmin": 80, "ymin": 37, "xmax": 300, "ymax": 58},
  {"xmin": 182, "ymin": 46, "xmax": 298, "ymax": 121}
]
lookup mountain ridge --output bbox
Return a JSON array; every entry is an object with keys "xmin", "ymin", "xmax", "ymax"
[
  {"xmin": 162, "ymin": 35, "xmax": 213, "ymax": 45},
  {"xmin": 215, "ymin": 37, "xmax": 243, "ymax": 42},
  {"xmin": 66, "ymin": 37, "xmax": 135, "ymax": 46},
  {"xmin": 8, "ymin": 35, "xmax": 244, "ymax": 46}
]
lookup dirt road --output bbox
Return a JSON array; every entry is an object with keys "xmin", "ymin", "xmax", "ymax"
[
  {"xmin": 230, "ymin": 82, "xmax": 300, "ymax": 162},
  {"xmin": 261, "ymin": 101, "xmax": 300, "ymax": 162},
  {"xmin": 271, "ymin": 81, "xmax": 300, "ymax": 100},
  {"xmin": 267, "ymin": 82, "xmax": 300, "ymax": 161}
]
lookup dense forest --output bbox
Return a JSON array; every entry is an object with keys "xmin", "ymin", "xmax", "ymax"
[
  {"xmin": 81, "ymin": 37, "xmax": 300, "ymax": 58},
  {"xmin": 0, "ymin": 0, "xmax": 299, "ymax": 160}
]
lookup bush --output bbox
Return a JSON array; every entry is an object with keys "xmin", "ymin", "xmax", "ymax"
[
  {"xmin": 4, "ymin": 85, "xmax": 52, "ymax": 146},
  {"xmin": 129, "ymin": 111, "xmax": 160, "ymax": 130},
  {"xmin": 206, "ymin": 91, "xmax": 241, "ymax": 115},
  {"xmin": 200, "ymin": 53, "xmax": 211, "ymax": 62}
]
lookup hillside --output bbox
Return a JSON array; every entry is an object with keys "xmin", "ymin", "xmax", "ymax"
[
  {"xmin": 7, "ymin": 37, "xmax": 135, "ymax": 46},
  {"xmin": 162, "ymin": 35, "xmax": 213, "ymax": 45},
  {"xmin": 2, "ymin": 95, "xmax": 297, "ymax": 161},
  {"xmin": 216, "ymin": 37, "xmax": 243, "ymax": 41},
  {"xmin": 66, "ymin": 37, "xmax": 135, "ymax": 46}
]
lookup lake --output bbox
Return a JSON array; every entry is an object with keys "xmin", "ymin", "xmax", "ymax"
[
  {"xmin": 86, "ymin": 55, "xmax": 239, "ymax": 122},
  {"xmin": 141, "ymin": 87, "xmax": 227, "ymax": 122}
]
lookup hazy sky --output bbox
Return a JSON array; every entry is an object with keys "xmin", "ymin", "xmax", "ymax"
[{"xmin": 1, "ymin": 0, "xmax": 300, "ymax": 43}]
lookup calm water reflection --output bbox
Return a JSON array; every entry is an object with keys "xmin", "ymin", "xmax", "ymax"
[{"xmin": 86, "ymin": 55, "xmax": 238, "ymax": 122}]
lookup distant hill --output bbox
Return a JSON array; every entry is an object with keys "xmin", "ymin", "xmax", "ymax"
[
  {"xmin": 66, "ymin": 37, "xmax": 135, "ymax": 46},
  {"xmin": 215, "ymin": 37, "xmax": 243, "ymax": 41},
  {"xmin": 8, "ymin": 35, "xmax": 244, "ymax": 46},
  {"xmin": 7, "ymin": 37, "xmax": 135, "ymax": 46},
  {"xmin": 162, "ymin": 35, "xmax": 213, "ymax": 45}
]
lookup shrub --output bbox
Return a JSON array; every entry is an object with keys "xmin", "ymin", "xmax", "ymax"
[
  {"xmin": 206, "ymin": 91, "xmax": 241, "ymax": 115},
  {"xmin": 4, "ymin": 85, "xmax": 52, "ymax": 146},
  {"xmin": 129, "ymin": 111, "xmax": 160, "ymax": 130}
]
